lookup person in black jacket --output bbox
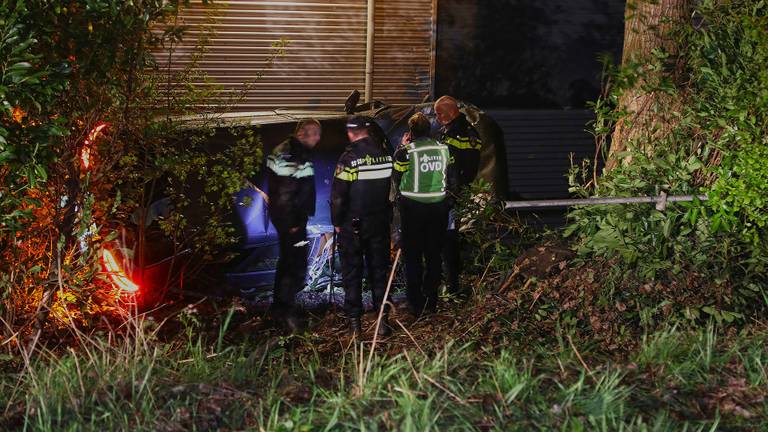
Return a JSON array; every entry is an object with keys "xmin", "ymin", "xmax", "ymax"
[
  {"xmin": 435, "ymin": 96, "xmax": 483, "ymax": 296},
  {"xmin": 266, "ymin": 119, "xmax": 321, "ymax": 332},
  {"xmin": 331, "ymin": 116, "xmax": 393, "ymax": 337}
]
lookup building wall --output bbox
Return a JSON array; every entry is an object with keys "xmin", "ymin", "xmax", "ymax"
[
  {"xmin": 487, "ymin": 110, "xmax": 598, "ymax": 201},
  {"xmin": 153, "ymin": 0, "xmax": 436, "ymax": 111},
  {"xmin": 372, "ymin": 0, "xmax": 436, "ymax": 104},
  {"xmin": 437, "ymin": 1, "xmax": 623, "ymax": 206},
  {"xmin": 436, "ymin": 0, "xmax": 625, "ymax": 109}
]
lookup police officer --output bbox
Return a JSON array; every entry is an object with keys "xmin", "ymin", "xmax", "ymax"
[
  {"xmin": 393, "ymin": 112, "xmax": 458, "ymax": 316},
  {"xmin": 331, "ymin": 116, "xmax": 393, "ymax": 337},
  {"xmin": 434, "ymin": 96, "xmax": 483, "ymax": 296},
  {"xmin": 266, "ymin": 119, "xmax": 321, "ymax": 332}
]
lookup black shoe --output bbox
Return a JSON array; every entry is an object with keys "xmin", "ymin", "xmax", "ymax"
[
  {"xmin": 376, "ymin": 315, "xmax": 392, "ymax": 337},
  {"xmin": 348, "ymin": 317, "xmax": 362, "ymax": 337}
]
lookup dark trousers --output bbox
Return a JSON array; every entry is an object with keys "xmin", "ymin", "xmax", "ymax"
[
  {"xmin": 272, "ymin": 225, "xmax": 309, "ymax": 314},
  {"xmin": 400, "ymin": 199, "xmax": 449, "ymax": 313},
  {"xmin": 339, "ymin": 216, "xmax": 391, "ymax": 318},
  {"xmin": 443, "ymin": 228, "xmax": 461, "ymax": 294}
]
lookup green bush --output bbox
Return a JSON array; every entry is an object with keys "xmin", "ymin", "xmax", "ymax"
[
  {"xmin": 566, "ymin": 0, "xmax": 768, "ymax": 324},
  {"xmin": 0, "ymin": 1, "xmax": 266, "ymax": 331}
]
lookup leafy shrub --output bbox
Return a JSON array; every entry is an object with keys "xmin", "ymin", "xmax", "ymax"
[
  {"xmin": 566, "ymin": 0, "xmax": 768, "ymax": 324},
  {"xmin": 0, "ymin": 1, "xmax": 267, "ymax": 335}
]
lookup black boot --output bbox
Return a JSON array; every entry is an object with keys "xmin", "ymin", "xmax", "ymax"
[
  {"xmin": 376, "ymin": 314, "xmax": 392, "ymax": 337},
  {"xmin": 348, "ymin": 317, "xmax": 362, "ymax": 337}
]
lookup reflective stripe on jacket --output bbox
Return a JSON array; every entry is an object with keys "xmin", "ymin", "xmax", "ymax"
[
  {"xmin": 331, "ymin": 137, "xmax": 393, "ymax": 227},
  {"xmin": 266, "ymin": 137, "xmax": 315, "ymax": 230},
  {"xmin": 440, "ymin": 115, "xmax": 482, "ymax": 187}
]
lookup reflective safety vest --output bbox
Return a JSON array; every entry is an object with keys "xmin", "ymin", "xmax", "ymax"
[{"xmin": 394, "ymin": 137, "xmax": 451, "ymax": 203}]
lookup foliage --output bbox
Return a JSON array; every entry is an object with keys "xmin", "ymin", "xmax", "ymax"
[
  {"xmin": 693, "ymin": 1, "xmax": 768, "ymax": 242},
  {"xmin": 455, "ymin": 179, "xmax": 540, "ymax": 283},
  {"xmin": 0, "ymin": 1, "xmax": 271, "ymax": 335},
  {"xmin": 565, "ymin": 0, "xmax": 768, "ymax": 325},
  {"xmin": 0, "ymin": 2, "xmax": 69, "ymax": 233}
]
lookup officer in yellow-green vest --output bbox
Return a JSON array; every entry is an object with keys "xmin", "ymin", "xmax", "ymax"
[
  {"xmin": 435, "ymin": 96, "xmax": 482, "ymax": 296},
  {"xmin": 393, "ymin": 112, "xmax": 458, "ymax": 316}
]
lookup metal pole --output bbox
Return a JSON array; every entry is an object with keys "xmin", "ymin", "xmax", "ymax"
[
  {"xmin": 364, "ymin": 0, "xmax": 375, "ymax": 102},
  {"xmin": 328, "ymin": 231, "xmax": 337, "ymax": 309},
  {"xmin": 504, "ymin": 193, "xmax": 708, "ymax": 210}
]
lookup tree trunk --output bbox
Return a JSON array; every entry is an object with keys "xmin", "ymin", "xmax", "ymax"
[{"xmin": 607, "ymin": 0, "xmax": 692, "ymax": 169}]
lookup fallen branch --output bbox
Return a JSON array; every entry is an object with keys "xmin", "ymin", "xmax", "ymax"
[
  {"xmin": 402, "ymin": 349, "xmax": 423, "ymax": 386},
  {"xmin": 395, "ymin": 319, "xmax": 426, "ymax": 357},
  {"xmin": 568, "ymin": 335, "xmax": 596, "ymax": 383},
  {"xmin": 364, "ymin": 248, "xmax": 402, "ymax": 381},
  {"xmin": 422, "ymin": 373, "xmax": 469, "ymax": 406},
  {"xmin": 498, "ymin": 268, "xmax": 519, "ymax": 293},
  {"xmin": 476, "ymin": 256, "xmax": 495, "ymax": 290},
  {"xmin": 456, "ymin": 320, "xmax": 483, "ymax": 341}
]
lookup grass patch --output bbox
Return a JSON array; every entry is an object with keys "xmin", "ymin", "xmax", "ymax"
[{"xmin": 2, "ymin": 311, "xmax": 766, "ymax": 431}]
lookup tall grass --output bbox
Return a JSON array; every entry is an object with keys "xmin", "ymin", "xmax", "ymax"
[{"xmin": 1, "ymin": 315, "xmax": 766, "ymax": 431}]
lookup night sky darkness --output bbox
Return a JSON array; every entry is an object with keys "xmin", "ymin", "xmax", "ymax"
[{"xmin": 435, "ymin": 0, "xmax": 626, "ymax": 109}]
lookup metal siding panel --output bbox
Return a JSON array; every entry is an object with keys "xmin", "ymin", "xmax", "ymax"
[
  {"xmin": 153, "ymin": 0, "xmax": 367, "ymax": 110},
  {"xmin": 486, "ymin": 110, "xmax": 597, "ymax": 200},
  {"xmin": 372, "ymin": 0, "xmax": 435, "ymax": 105},
  {"xmin": 153, "ymin": 0, "xmax": 435, "ymax": 111}
]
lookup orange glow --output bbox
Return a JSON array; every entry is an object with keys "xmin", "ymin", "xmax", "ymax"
[
  {"xmin": 101, "ymin": 249, "xmax": 139, "ymax": 293},
  {"xmin": 81, "ymin": 122, "xmax": 109, "ymax": 169},
  {"xmin": 12, "ymin": 107, "xmax": 25, "ymax": 123}
]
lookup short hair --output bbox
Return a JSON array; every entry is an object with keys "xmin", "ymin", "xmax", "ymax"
[
  {"xmin": 294, "ymin": 118, "xmax": 321, "ymax": 135},
  {"xmin": 408, "ymin": 112, "xmax": 431, "ymax": 138},
  {"xmin": 435, "ymin": 96, "xmax": 460, "ymax": 116},
  {"xmin": 435, "ymin": 95, "xmax": 458, "ymax": 106},
  {"xmin": 346, "ymin": 115, "xmax": 373, "ymax": 130}
]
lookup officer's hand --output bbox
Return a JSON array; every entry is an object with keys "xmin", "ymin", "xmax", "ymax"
[
  {"xmin": 400, "ymin": 132, "xmax": 411, "ymax": 146},
  {"xmin": 289, "ymin": 226, "xmax": 301, "ymax": 234},
  {"xmin": 334, "ymin": 226, "xmax": 341, "ymax": 233}
]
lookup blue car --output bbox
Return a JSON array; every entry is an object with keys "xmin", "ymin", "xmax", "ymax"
[{"xmin": 225, "ymin": 99, "xmax": 506, "ymax": 299}]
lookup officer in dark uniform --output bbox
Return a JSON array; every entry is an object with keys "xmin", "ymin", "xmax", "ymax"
[
  {"xmin": 331, "ymin": 116, "xmax": 393, "ymax": 337},
  {"xmin": 435, "ymin": 96, "xmax": 483, "ymax": 296},
  {"xmin": 266, "ymin": 119, "xmax": 321, "ymax": 332},
  {"xmin": 393, "ymin": 112, "xmax": 458, "ymax": 316}
]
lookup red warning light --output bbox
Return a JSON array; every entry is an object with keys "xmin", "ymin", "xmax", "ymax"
[{"xmin": 101, "ymin": 249, "xmax": 139, "ymax": 293}]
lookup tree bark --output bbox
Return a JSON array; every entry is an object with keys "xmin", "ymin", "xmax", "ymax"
[{"xmin": 607, "ymin": 0, "xmax": 692, "ymax": 170}]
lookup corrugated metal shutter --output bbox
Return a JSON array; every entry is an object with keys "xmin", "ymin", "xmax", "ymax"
[
  {"xmin": 153, "ymin": 0, "xmax": 435, "ymax": 112},
  {"xmin": 372, "ymin": 0, "xmax": 436, "ymax": 104},
  {"xmin": 156, "ymin": 0, "xmax": 367, "ymax": 111}
]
